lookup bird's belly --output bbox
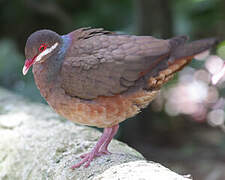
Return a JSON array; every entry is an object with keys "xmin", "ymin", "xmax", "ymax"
[{"xmin": 46, "ymin": 88, "xmax": 159, "ymax": 128}]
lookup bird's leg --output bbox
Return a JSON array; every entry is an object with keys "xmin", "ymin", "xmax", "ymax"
[
  {"xmin": 80, "ymin": 124, "xmax": 119, "ymax": 157},
  {"xmin": 71, "ymin": 124, "xmax": 118, "ymax": 169},
  {"xmin": 98, "ymin": 124, "xmax": 119, "ymax": 155}
]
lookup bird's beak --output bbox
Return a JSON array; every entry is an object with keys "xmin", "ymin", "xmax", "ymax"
[
  {"xmin": 22, "ymin": 57, "xmax": 36, "ymax": 75},
  {"xmin": 22, "ymin": 64, "xmax": 29, "ymax": 75}
]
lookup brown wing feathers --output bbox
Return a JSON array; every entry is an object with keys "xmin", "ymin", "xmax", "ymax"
[
  {"xmin": 61, "ymin": 28, "xmax": 216, "ymax": 100},
  {"xmin": 62, "ymin": 32, "xmax": 171, "ymax": 99}
]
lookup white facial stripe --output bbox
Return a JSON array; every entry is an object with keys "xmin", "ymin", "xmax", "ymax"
[{"xmin": 35, "ymin": 42, "xmax": 58, "ymax": 62}]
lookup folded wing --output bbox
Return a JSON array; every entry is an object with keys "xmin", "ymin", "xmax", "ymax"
[{"xmin": 60, "ymin": 28, "xmax": 192, "ymax": 99}]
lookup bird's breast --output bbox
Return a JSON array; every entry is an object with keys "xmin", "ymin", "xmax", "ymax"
[{"xmin": 44, "ymin": 83, "xmax": 159, "ymax": 128}]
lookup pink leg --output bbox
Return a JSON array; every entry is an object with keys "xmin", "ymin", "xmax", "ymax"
[
  {"xmin": 80, "ymin": 124, "xmax": 119, "ymax": 156},
  {"xmin": 99, "ymin": 124, "xmax": 119, "ymax": 154},
  {"xmin": 71, "ymin": 124, "xmax": 119, "ymax": 169}
]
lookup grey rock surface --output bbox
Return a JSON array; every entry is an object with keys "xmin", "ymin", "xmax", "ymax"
[{"xmin": 0, "ymin": 88, "xmax": 191, "ymax": 180}]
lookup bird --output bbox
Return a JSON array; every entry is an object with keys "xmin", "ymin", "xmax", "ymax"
[{"xmin": 22, "ymin": 27, "xmax": 217, "ymax": 169}]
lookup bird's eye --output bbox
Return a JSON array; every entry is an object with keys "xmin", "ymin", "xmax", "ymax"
[{"xmin": 39, "ymin": 43, "xmax": 47, "ymax": 52}]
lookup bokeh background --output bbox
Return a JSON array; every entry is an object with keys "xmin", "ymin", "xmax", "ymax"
[{"xmin": 1, "ymin": 0, "xmax": 225, "ymax": 179}]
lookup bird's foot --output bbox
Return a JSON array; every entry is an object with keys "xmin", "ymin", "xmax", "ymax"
[
  {"xmin": 80, "ymin": 149, "xmax": 110, "ymax": 159},
  {"xmin": 71, "ymin": 150, "xmax": 99, "ymax": 169},
  {"xmin": 71, "ymin": 124, "xmax": 119, "ymax": 169},
  {"xmin": 72, "ymin": 148, "xmax": 112, "ymax": 169}
]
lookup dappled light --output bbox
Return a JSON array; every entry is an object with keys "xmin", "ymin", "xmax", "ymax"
[{"xmin": 152, "ymin": 53, "xmax": 225, "ymax": 131}]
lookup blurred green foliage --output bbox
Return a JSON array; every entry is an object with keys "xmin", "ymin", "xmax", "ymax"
[
  {"xmin": 217, "ymin": 41, "xmax": 225, "ymax": 59},
  {"xmin": 173, "ymin": 0, "xmax": 225, "ymax": 38},
  {"xmin": 0, "ymin": 39, "xmax": 23, "ymax": 88},
  {"xmin": 0, "ymin": 39, "xmax": 45, "ymax": 102}
]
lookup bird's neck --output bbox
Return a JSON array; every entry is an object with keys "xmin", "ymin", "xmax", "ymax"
[{"xmin": 32, "ymin": 35, "xmax": 71, "ymax": 98}]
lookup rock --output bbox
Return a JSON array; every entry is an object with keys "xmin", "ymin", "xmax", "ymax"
[{"xmin": 0, "ymin": 88, "xmax": 191, "ymax": 180}]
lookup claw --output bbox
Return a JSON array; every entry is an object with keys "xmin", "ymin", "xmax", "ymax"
[
  {"xmin": 71, "ymin": 156, "xmax": 89, "ymax": 169},
  {"xmin": 99, "ymin": 148, "xmax": 111, "ymax": 155}
]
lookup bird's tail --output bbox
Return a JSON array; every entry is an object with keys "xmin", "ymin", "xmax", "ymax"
[
  {"xmin": 146, "ymin": 37, "xmax": 218, "ymax": 90},
  {"xmin": 169, "ymin": 37, "xmax": 218, "ymax": 62}
]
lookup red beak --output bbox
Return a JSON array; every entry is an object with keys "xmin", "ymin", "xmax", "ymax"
[{"xmin": 22, "ymin": 56, "xmax": 36, "ymax": 75}]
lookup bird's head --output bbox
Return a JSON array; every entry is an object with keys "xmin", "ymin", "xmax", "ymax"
[{"xmin": 23, "ymin": 29, "xmax": 62, "ymax": 75}]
